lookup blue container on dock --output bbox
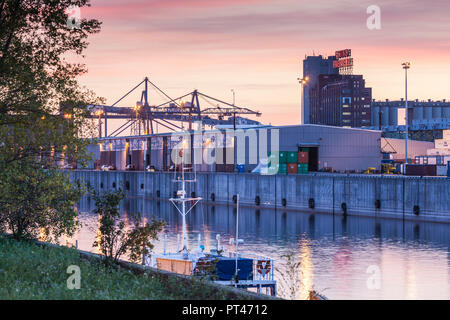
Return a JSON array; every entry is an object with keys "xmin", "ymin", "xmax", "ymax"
[
  {"xmin": 237, "ymin": 164, "xmax": 245, "ymax": 173},
  {"xmin": 215, "ymin": 257, "xmax": 253, "ymax": 281}
]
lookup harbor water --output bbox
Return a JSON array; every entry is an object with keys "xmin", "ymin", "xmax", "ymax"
[{"xmin": 74, "ymin": 196, "xmax": 450, "ymax": 300}]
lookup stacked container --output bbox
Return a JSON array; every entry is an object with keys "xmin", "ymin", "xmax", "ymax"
[
  {"xmin": 297, "ymin": 147, "xmax": 309, "ymax": 174},
  {"xmin": 287, "ymin": 151, "xmax": 298, "ymax": 174},
  {"xmin": 268, "ymin": 152, "xmax": 287, "ymax": 174}
]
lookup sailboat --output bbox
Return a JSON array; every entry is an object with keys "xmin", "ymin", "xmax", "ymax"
[{"xmin": 146, "ymin": 137, "xmax": 277, "ymax": 296}]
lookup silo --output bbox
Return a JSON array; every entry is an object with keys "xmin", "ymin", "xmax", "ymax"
[
  {"xmin": 432, "ymin": 106, "xmax": 442, "ymax": 119},
  {"xmin": 389, "ymin": 106, "xmax": 398, "ymax": 126},
  {"xmin": 413, "ymin": 105, "xmax": 424, "ymax": 121},
  {"xmin": 424, "ymin": 106, "xmax": 433, "ymax": 120},
  {"xmin": 382, "ymin": 106, "xmax": 389, "ymax": 126}
]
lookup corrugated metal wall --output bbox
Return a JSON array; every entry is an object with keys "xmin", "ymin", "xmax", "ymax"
[{"xmin": 88, "ymin": 125, "xmax": 383, "ymax": 172}]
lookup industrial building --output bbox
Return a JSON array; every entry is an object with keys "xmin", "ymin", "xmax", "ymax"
[
  {"xmin": 309, "ymin": 74, "xmax": 372, "ymax": 128},
  {"xmin": 302, "ymin": 50, "xmax": 372, "ymax": 128},
  {"xmin": 302, "ymin": 54, "xmax": 338, "ymax": 124},
  {"xmin": 370, "ymin": 99, "xmax": 450, "ymax": 140},
  {"xmin": 86, "ymin": 124, "xmax": 384, "ymax": 173}
]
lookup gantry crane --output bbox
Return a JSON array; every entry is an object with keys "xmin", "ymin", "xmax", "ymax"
[{"xmin": 87, "ymin": 77, "xmax": 262, "ymax": 137}]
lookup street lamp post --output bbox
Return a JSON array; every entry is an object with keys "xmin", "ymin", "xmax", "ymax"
[
  {"xmin": 231, "ymin": 89, "xmax": 236, "ymax": 130},
  {"xmin": 402, "ymin": 62, "xmax": 411, "ymax": 169},
  {"xmin": 297, "ymin": 76, "xmax": 309, "ymax": 124}
]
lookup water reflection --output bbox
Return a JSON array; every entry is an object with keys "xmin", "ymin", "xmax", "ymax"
[{"xmin": 75, "ymin": 196, "xmax": 450, "ymax": 300}]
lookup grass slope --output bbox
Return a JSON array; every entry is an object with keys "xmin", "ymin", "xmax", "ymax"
[{"xmin": 0, "ymin": 236, "xmax": 256, "ymax": 300}]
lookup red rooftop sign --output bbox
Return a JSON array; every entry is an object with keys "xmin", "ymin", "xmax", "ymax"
[{"xmin": 333, "ymin": 49, "xmax": 353, "ymax": 74}]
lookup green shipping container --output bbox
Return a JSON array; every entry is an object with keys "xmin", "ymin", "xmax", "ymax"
[
  {"xmin": 279, "ymin": 152, "xmax": 287, "ymax": 163},
  {"xmin": 299, "ymin": 147, "xmax": 310, "ymax": 152},
  {"xmin": 267, "ymin": 164, "xmax": 287, "ymax": 175},
  {"xmin": 287, "ymin": 151, "xmax": 298, "ymax": 163},
  {"xmin": 268, "ymin": 151, "xmax": 287, "ymax": 164},
  {"xmin": 297, "ymin": 163, "xmax": 308, "ymax": 174}
]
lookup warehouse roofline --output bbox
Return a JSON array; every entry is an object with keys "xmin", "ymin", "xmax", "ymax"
[{"xmin": 90, "ymin": 124, "xmax": 380, "ymax": 142}]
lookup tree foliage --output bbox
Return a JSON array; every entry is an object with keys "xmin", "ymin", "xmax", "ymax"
[
  {"xmin": 0, "ymin": 160, "xmax": 84, "ymax": 240},
  {"xmin": 92, "ymin": 189, "xmax": 166, "ymax": 264},
  {"xmin": 0, "ymin": 1, "xmax": 102, "ymax": 240},
  {"xmin": 0, "ymin": 0, "xmax": 103, "ymax": 166}
]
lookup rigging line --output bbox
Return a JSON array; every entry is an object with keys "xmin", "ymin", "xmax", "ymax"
[
  {"xmin": 147, "ymin": 79, "xmax": 182, "ymax": 108},
  {"xmin": 153, "ymin": 92, "xmax": 194, "ymax": 108},
  {"xmin": 152, "ymin": 118, "xmax": 177, "ymax": 131},
  {"xmin": 111, "ymin": 79, "xmax": 146, "ymax": 106},
  {"xmin": 197, "ymin": 91, "xmax": 245, "ymax": 110},
  {"xmin": 152, "ymin": 84, "xmax": 174, "ymax": 103},
  {"xmin": 157, "ymin": 118, "xmax": 183, "ymax": 130},
  {"xmin": 112, "ymin": 120, "xmax": 136, "ymax": 137},
  {"xmin": 199, "ymin": 94, "xmax": 221, "ymax": 108},
  {"xmin": 109, "ymin": 119, "xmax": 132, "ymax": 136}
]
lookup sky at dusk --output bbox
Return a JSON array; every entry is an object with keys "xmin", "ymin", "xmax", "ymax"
[{"xmin": 78, "ymin": 0, "xmax": 450, "ymax": 127}]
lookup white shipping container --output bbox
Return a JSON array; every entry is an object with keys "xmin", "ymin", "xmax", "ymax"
[
  {"xmin": 435, "ymin": 139, "xmax": 450, "ymax": 149},
  {"xmin": 427, "ymin": 148, "xmax": 450, "ymax": 156}
]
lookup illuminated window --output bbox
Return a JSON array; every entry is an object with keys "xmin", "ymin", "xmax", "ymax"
[{"xmin": 342, "ymin": 112, "xmax": 351, "ymax": 116}]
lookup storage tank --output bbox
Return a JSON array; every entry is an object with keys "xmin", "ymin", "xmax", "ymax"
[{"xmin": 432, "ymin": 106, "xmax": 442, "ymax": 119}]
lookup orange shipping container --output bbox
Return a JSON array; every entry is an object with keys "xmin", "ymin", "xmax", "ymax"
[
  {"xmin": 298, "ymin": 152, "xmax": 309, "ymax": 164},
  {"xmin": 287, "ymin": 163, "xmax": 298, "ymax": 174}
]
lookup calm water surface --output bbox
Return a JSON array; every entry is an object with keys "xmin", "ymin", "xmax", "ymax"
[{"xmin": 74, "ymin": 196, "xmax": 450, "ymax": 300}]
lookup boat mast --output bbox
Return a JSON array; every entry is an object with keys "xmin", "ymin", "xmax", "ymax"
[
  {"xmin": 169, "ymin": 134, "xmax": 201, "ymax": 255},
  {"xmin": 235, "ymin": 194, "xmax": 239, "ymax": 284}
]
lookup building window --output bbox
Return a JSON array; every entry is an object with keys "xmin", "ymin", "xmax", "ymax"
[{"xmin": 342, "ymin": 112, "xmax": 351, "ymax": 115}]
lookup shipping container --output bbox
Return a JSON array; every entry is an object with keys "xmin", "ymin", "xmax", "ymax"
[
  {"xmin": 287, "ymin": 163, "xmax": 298, "ymax": 174},
  {"xmin": 268, "ymin": 151, "xmax": 287, "ymax": 164},
  {"xmin": 405, "ymin": 164, "xmax": 437, "ymax": 176},
  {"xmin": 287, "ymin": 152, "xmax": 298, "ymax": 163},
  {"xmin": 279, "ymin": 163, "xmax": 287, "ymax": 174},
  {"xmin": 298, "ymin": 152, "xmax": 309, "ymax": 164},
  {"xmin": 237, "ymin": 164, "xmax": 245, "ymax": 173},
  {"xmin": 435, "ymin": 139, "xmax": 450, "ymax": 149},
  {"xmin": 298, "ymin": 163, "xmax": 308, "ymax": 174}
]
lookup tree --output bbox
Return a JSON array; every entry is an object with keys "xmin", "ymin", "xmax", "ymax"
[
  {"xmin": 0, "ymin": 0, "xmax": 102, "ymax": 166},
  {"xmin": 0, "ymin": 1, "xmax": 102, "ymax": 240},
  {"xmin": 0, "ymin": 159, "xmax": 84, "ymax": 240},
  {"xmin": 92, "ymin": 189, "xmax": 166, "ymax": 264}
]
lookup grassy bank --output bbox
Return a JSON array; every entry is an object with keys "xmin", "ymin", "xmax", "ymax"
[{"xmin": 0, "ymin": 236, "xmax": 264, "ymax": 300}]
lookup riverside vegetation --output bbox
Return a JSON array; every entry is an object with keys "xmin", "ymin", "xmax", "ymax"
[{"xmin": 0, "ymin": 235, "xmax": 258, "ymax": 300}]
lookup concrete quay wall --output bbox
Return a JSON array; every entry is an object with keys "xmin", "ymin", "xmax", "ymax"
[{"xmin": 69, "ymin": 171, "xmax": 450, "ymax": 223}]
